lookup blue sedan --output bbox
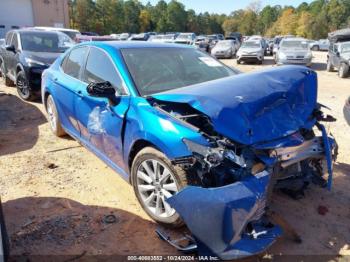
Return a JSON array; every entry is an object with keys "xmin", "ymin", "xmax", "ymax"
[{"xmin": 42, "ymin": 41, "xmax": 336, "ymax": 259}]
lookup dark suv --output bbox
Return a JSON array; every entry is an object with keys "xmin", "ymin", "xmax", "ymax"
[
  {"xmin": 0, "ymin": 29, "xmax": 73, "ymax": 100},
  {"xmin": 327, "ymin": 29, "xmax": 350, "ymax": 78}
]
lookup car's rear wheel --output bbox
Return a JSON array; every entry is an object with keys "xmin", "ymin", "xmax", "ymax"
[
  {"xmin": 46, "ymin": 95, "xmax": 66, "ymax": 137},
  {"xmin": 326, "ymin": 59, "xmax": 334, "ymax": 72},
  {"xmin": 16, "ymin": 71, "xmax": 35, "ymax": 101},
  {"xmin": 131, "ymin": 147, "xmax": 189, "ymax": 227},
  {"xmin": 338, "ymin": 63, "xmax": 349, "ymax": 78},
  {"xmin": 0, "ymin": 60, "xmax": 13, "ymax": 87}
]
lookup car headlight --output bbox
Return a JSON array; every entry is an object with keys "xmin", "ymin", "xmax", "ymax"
[
  {"xmin": 305, "ymin": 52, "xmax": 312, "ymax": 59},
  {"xmin": 25, "ymin": 57, "xmax": 46, "ymax": 66}
]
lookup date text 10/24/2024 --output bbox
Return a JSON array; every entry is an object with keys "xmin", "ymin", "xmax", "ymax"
[{"xmin": 127, "ymin": 256, "xmax": 220, "ymax": 261}]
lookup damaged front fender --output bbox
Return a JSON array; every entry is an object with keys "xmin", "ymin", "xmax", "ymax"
[{"xmin": 166, "ymin": 171, "xmax": 282, "ymax": 260}]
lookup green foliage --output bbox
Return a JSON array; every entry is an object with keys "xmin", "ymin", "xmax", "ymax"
[{"xmin": 68, "ymin": 0, "xmax": 350, "ymax": 39}]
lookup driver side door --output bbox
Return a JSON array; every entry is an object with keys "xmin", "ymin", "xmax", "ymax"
[{"xmin": 75, "ymin": 47, "xmax": 130, "ymax": 174}]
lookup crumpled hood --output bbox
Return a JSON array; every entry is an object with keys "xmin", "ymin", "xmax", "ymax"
[{"xmin": 152, "ymin": 65, "xmax": 318, "ymax": 145}]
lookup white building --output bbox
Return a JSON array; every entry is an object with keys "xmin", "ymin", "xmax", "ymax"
[{"xmin": 0, "ymin": 0, "xmax": 69, "ymax": 38}]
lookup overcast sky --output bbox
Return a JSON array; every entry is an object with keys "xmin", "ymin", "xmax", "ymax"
[{"xmin": 141, "ymin": 0, "xmax": 313, "ymax": 14}]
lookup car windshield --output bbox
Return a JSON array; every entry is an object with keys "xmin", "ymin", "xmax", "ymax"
[
  {"xmin": 20, "ymin": 31, "xmax": 72, "ymax": 52},
  {"xmin": 121, "ymin": 48, "xmax": 236, "ymax": 96},
  {"xmin": 341, "ymin": 42, "xmax": 350, "ymax": 53},
  {"xmin": 242, "ymin": 41, "xmax": 260, "ymax": 48},
  {"xmin": 280, "ymin": 40, "xmax": 309, "ymax": 50}
]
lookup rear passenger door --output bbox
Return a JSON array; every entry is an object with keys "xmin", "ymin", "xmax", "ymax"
[
  {"xmin": 53, "ymin": 46, "xmax": 89, "ymax": 138},
  {"xmin": 75, "ymin": 47, "xmax": 130, "ymax": 172}
]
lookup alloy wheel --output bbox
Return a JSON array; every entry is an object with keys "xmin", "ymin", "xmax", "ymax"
[
  {"xmin": 136, "ymin": 159, "xmax": 179, "ymax": 218},
  {"xmin": 16, "ymin": 75, "xmax": 30, "ymax": 98},
  {"xmin": 47, "ymin": 97, "xmax": 57, "ymax": 131}
]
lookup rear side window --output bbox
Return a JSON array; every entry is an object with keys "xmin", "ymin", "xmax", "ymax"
[
  {"xmin": 82, "ymin": 47, "xmax": 126, "ymax": 95},
  {"xmin": 61, "ymin": 47, "xmax": 88, "ymax": 79}
]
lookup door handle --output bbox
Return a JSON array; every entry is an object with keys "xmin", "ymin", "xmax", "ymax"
[{"xmin": 76, "ymin": 90, "xmax": 84, "ymax": 98}]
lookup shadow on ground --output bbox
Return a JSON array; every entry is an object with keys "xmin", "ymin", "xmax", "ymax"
[
  {"xmin": 3, "ymin": 197, "xmax": 180, "ymax": 260},
  {"xmin": 0, "ymin": 92, "xmax": 46, "ymax": 156}
]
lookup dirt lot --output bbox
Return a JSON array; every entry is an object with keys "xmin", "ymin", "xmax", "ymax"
[{"xmin": 0, "ymin": 51, "xmax": 349, "ymax": 260}]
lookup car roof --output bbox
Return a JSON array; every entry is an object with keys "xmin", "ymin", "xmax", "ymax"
[
  {"xmin": 281, "ymin": 37, "xmax": 306, "ymax": 42},
  {"xmin": 77, "ymin": 41, "xmax": 194, "ymax": 50},
  {"xmin": 10, "ymin": 29, "xmax": 61, "ymax": 35},
  {"xmin": 34, "ymin": 26, "xmax": 80, "ymax": 32}
]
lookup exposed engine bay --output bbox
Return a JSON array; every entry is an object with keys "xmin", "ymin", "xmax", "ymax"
[
  {"xmin": 146, "ymin": 67, "xmax": 338, "ymax": 260},
  {"xmin": 150, "ymin": 98, "xmax": 337, "ymax": 193}
]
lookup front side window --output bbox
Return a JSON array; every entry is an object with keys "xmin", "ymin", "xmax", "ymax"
[
  {"xmin": 121, "ymin": 47, "xmax": 236, "ymax": 96},
  {"xmin": 83, "ymin": 48, "xmax": 127, "ymax": 95},
  {"xmin": 62, "ymin": 47, "xmax": 88, "ymax": 79}
]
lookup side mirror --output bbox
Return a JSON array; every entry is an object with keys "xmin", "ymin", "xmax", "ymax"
[
  {"xmin": 87, "ymin": 81, "xmax": 119, "ymax": 106},
  {"xmin": 5, "ymin": 45, "xmax": 16, "ymax": 52},
  {"xmin": 336, "ymin": 52, "xmax": 340, "ymax": 57}
]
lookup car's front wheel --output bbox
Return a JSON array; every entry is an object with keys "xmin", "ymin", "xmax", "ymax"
[
  {"xmin": 46, "ymin": 95, "xmax": 66, "ymax": 137},
  {"xmin": 326, "ymin": 59, "xmax": 334, "ymax": 72},
  {"xmin": 338, "ymin": 63, "xmax": 349, "ymax": 78},
  {"xmin": 131, "ymin": 147, "xmax": 189, "ymax": 227},
  {"xmin": 16, "ymin": 71, "xmax": 34, "ymax": 101}
]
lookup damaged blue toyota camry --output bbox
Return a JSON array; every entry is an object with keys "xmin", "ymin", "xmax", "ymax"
[{"xmin": 42, "ymin": 42, "xmax": 337, "ymax": 260}]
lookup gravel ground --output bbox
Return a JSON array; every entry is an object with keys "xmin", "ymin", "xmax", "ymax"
[{"xmin": 0, "ymin": 51, "xmax": 349, "ymax": 260}]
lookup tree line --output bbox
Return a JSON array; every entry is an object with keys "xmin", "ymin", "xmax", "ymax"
[{"xmin": 69, "ymin": 0, "xmax": 350, "ymax": 39}]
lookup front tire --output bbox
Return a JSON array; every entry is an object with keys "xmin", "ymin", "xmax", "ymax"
[
  {"xmin": 338, "ymin": 63, "xmax": 349, "ymax": 78},
  {"xmin": 46, "ymin": 95, "xmax": 66, "ymax": 137},
  {"xmin": 131, "ymin": 147, "xmax": 189, "ymax": 227},
  {"xmin": 16, "ymin": 70, "xmax": 35, "ymax": 101},
  {"xmin": 326, "ymin": 59, "xmax": 334, "ymax": 72}
]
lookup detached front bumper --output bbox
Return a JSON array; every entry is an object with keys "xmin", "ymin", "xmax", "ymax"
[{"xmin": 166, "ymin": 171, "xmax": 282, "ymax": 260}]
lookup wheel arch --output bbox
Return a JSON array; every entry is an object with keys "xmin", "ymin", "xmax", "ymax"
[{"xmin": 127, "ymin": 139, "xmax": 161, "ymax": 183}]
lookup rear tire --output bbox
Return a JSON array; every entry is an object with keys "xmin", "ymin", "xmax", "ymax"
[
  {"xmin": 16, "ymin": 70, "xmax": 35, "ymax": 101},
  {"xmin": 0, "ymin": 60, "xmax": 13, "ymax": 87},
  {"xmin": 338, "ymin": 63, "xmax": 349, "ymax": 78},
  {"xmin": 46, "ymin": 95, "xmax": 66, "ymax": 137},
  {"xmin": 131, "ymin": 147, "xmax": 190, "ymax": 228}
]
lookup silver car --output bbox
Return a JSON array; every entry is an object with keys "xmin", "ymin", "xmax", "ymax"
[
  {"xmin": 276, "ymin": 38, "xmax": 312, "ymax": 66},
  {"xmin": 211, "ymin": 40, "xmax": 237, "ymax": 59},
  {"xmin": 236, "ymin": 40, "xmax": 264, "ymax": 64}
]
